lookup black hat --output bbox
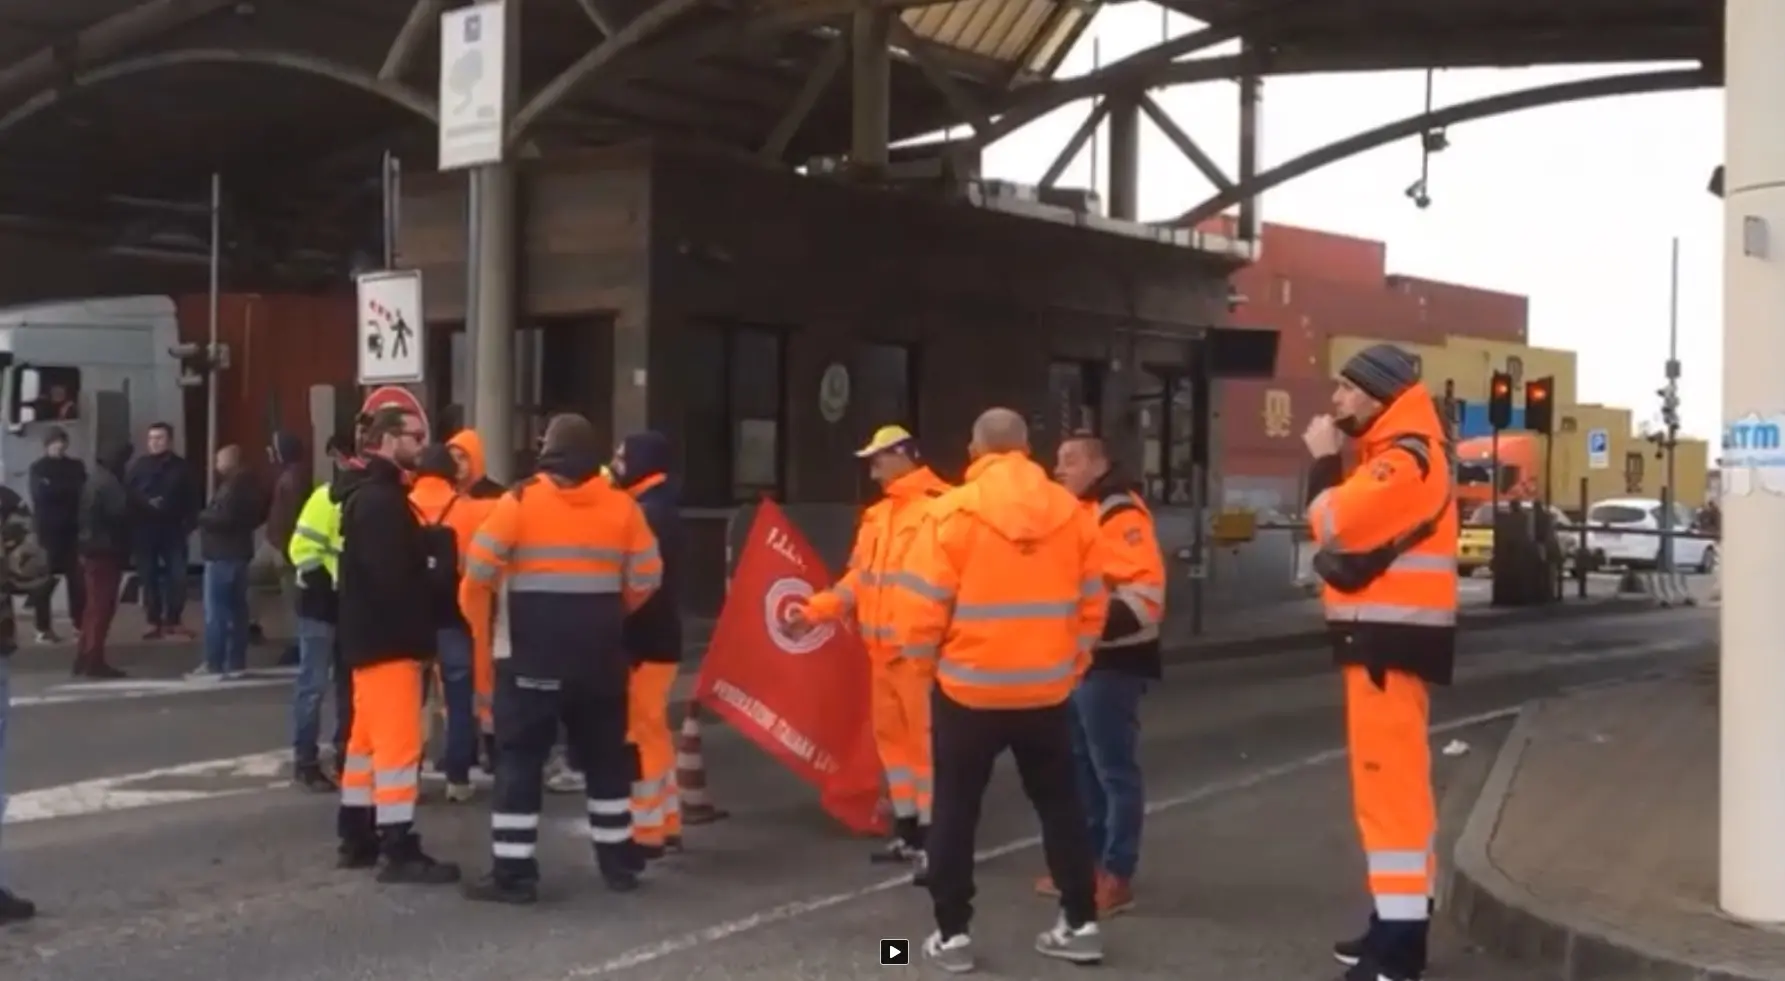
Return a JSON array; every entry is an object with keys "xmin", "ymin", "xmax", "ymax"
[{"xmin": 1340, "ymin": 344, "xmax": 1421, "ymax": 402}]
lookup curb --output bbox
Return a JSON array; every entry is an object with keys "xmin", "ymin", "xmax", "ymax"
[{"xmin": 1446, "ymin": 699, "xmax": 1765, "ymax": 981}]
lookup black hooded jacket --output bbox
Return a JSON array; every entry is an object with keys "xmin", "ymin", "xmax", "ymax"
[
  {"xmin": 28, "ymin": 451, "xmax": 86, "ymax": 547},
  {"xmin": 614, "ymin": 431, "xmax": 683, "ymax": 663},
  {"xmin": 79, "ymin": 445, "xmax": 133, "ymax": 559},
  {"xmin": 332, "ymin": 455, "xmax": 438, "ymax": 668}
]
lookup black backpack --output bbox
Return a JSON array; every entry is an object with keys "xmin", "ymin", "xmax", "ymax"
[{"xmin": 417, "ymin": 495, "xmax": 463, "ymax": 625}]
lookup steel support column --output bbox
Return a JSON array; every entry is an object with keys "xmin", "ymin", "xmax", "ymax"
[
  {"xmin": 466, "ymin": 0, "xmax": 522, "ymax": 483},
  {"xmin": 1721, "ymin": 0, "xmax": 1785, "ymax": 924},
  {"xmin": 1105, "ymin": 95, "xmax": 1140, "ymax": 221},
  {"xmin": 1236, "ymin": 57, "xmax": 1263, "ymax": 242},
  {"xmin": 850, "ymin": 7, "xmax": 893, "ymax": 173}
]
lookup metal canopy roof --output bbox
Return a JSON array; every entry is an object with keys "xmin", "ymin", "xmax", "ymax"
[{"xmin": 0, "ymin": 0, "xmax": 1723, "ymax": 292}]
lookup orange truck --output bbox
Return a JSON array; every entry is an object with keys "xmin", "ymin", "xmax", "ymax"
[{"xmin": 1454, "ymin": 432, "xmax": 1542, "ymax": 511}]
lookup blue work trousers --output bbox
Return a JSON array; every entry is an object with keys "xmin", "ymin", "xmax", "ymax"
[
  {"xmin": 1069, "ymin": 671, "xmax": 1149, "ymax": 879},
  {"xmin": 201, "ymin": 559, "xmax": 250, "ymax": 674},
  {"xmin": 436, "ymin": 627, "xmax": 478, "ymax": 783}
]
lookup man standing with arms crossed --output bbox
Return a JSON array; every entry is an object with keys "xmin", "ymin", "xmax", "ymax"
[
  {"xmin": 1306, "ymin": 344, "xmax": 1458, "ymax": 981},
  {"xmin": 789, "ymin": 424, "xmax": 949, "ymax": 877},
  {"xmin": 1043, "ymin": 433, "xmax": 1165, "ymax": 915},
  {"xmin": 895, "ymin": 408, "xmax": 1108, "ymax": 972},
  {"xmin": 332, "ymin": 407, "xmax": 459, "ymax": 884}
]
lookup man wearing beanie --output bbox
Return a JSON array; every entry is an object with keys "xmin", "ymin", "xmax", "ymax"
[
  {"xmin": 1305, "ymin": 343, "xmax": 1457, "ymax": 981},
  {"xmin": 26, "ymin": 427, "xmax": 86, "ymax": 646}
]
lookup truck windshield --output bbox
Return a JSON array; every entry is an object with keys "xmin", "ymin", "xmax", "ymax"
[{"xmin": 1457, "ymin": 461, "xmax": 1519, "ymax": 493}]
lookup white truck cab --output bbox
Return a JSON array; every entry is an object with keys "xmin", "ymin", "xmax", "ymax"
[{"xmin": 0, "ymin": 295, "xmax": 186, "ymax": 489}]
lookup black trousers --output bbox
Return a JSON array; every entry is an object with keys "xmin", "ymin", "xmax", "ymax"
[
  {"xmin": 927, "ymin": 689, "xmax": 1098, "ymax": 937},
  {"xmin": 489, "ymin": 665, "xmax": 636, "ymax": 883},
  {"xmin": 32, "ymin": 541, "xmax": 84, "ymax": 633},
  {"xmin": 332, "ymin": 640, "xmax": 354, "ymax": 761}
]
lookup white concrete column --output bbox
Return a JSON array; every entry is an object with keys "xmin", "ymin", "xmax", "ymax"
[{"xmin": 1720, "ymin": 0, "xmax": 1785, "ymax": 923}]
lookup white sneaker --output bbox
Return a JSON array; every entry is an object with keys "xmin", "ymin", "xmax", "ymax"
[
  {"xmin": 922, "ymin": 931, "xmax": 975, "ymax": 973},
  {"xmin": 1035, "ymin": 915, "xmax": 1103, "ymax": 964},
  {"xmin": 545, "ymin": 768, "xmax": 586, "ymax": 794},
  {"xmin": 444, "ymin": 782, "xmax": 476, "ymax": 803}
]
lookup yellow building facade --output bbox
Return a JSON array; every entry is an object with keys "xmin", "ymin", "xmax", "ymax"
[{"xmin": 1325, "ymin": 334, "xmax": 1710, "ymax": 509}]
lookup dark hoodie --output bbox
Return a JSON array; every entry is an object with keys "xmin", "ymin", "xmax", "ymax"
[
  {"xmin": 614, "ymin": 431, "xmax": 683, "ymax": 663},
  {"xmin": 28, "ymin": 432, "xmax": 86, "ymax": 548},
  {"xmin": 79, "ymin": 444, "xmax": 133, "ymax": 558},
  {"xmin": 265, "ymin": 431, "xmax": 310, "ymax": 556},
  {"xmin": 332, "ymin": 454, "xmax": 438, "ymax": 669}
]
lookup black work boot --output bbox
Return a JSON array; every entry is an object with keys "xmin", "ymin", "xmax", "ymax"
[
  {"xmin": 0, "ymin": 889, "xmax": 37, "ymax": 924},
  {"xmin": 294, "ymin": 763, "xmax": 338, "ymax": 793},
  {"xmin": 374, "ymin": 828, "xmax": 462, "ymax": 885},
  {"xmin": 1333, "ymin": 901, "xmax": 1434, "ymax": 967},
  {"xmin": 1338, "ymin": 919, "xmax": 1428, "ymax": 981},
  {"xmin": 596, "ymin": 843, "xmax": 642, "ymax": 893},
  {"xmin": 335, "ymin": 805, "xmax": 379, "ymax": 869},
  {"xmin": 462, "ymin": 871, "xmax": 540, "ymax": 905}
]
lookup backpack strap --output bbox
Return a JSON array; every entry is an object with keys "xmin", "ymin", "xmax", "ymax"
[{"xmin": 434, "ymin": 494, "xmax": 460, "ymax": 527}]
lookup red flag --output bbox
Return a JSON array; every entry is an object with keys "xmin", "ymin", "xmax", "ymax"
[{"xmin": 695, "ymin": 500, "xmax": 887, "ymax": 835}]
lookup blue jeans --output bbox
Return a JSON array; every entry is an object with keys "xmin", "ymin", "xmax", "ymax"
[
  {"xmin": 202, "ymin": 559, "xmax": 250, "ymax": 673},
  {"xmin": 135, "ymin": 536, "xmax": 189, "ymax": 627},
  {"xmin": 1069, "ymin": 671, "xmax": 1149, "ymax": 879},
  {"xmin": 293, "ymin": 618, "xmax": 338, "ymax": 767},
  {"xmin": 0, "ymin": 657, "xmax": 11, "ymax": 887},
  {"xmin": 436, "ymin": 627, "xmax": 477, "ymax": 783}
]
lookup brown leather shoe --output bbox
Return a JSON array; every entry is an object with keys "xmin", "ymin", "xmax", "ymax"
[{"xmin": 1095, "ymin": 872, "xmax": 1135, "ymax": 915}]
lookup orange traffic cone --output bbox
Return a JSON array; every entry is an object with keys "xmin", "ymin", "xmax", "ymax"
[{"xmin": 677, "ymin": 703, "xmax": 730, "ymax": 825}]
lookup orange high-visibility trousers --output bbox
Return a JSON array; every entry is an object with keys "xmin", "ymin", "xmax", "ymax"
[
  {"xmin": 1343, "ymin": 665, "xmax": 1436, "ymax": 922},
  {"xmin": 871, "ymin": 658, "xmax": 934, "ymax": 825},
  {"xmin": 628, "ymin": 662, "xmax": 681, "ymax": 846},
  {"xmin": 339, "ymin": 660, "xmax": 427, "ymax": 829}
]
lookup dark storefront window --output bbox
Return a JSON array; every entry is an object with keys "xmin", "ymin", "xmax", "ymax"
[
  {"xmin": 682, "ymin": 322, "xmax": 786, "ymax": 505},
  {"xmin": 857, "ymin": 341, "xmax": 918, "ymax": 432},
  {"xmin": 1046, "ymin": 360, "xmax": 1101, "ymax": 448},
  {"xmin": 1138, "ymin": 369, "xmax": 1196, "ymax": 505}
]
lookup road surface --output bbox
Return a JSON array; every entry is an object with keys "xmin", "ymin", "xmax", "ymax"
[{"xmin": 1, "ymin": 606, "xmax": 1713, "ymax": 981}]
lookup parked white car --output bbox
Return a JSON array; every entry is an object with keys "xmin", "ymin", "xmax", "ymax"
[{"xmin": 1583, "ymin": 497, "xmax": 1717, "ymax": 571}]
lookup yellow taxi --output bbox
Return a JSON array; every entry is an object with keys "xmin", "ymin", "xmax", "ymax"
[{"xmin": 1458, "ymin": 502, "xmax": 1573, "ymax": 577}]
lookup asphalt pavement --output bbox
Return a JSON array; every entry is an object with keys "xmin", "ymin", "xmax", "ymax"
[{"xmin": 0, "ymin": 604, "xmax": 1714, "ymax": 981}]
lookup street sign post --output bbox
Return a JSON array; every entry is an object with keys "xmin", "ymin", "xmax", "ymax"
[
  {"xmin": 356, "ymin": 269, "xmax": 425, "ymax": 385},
  {"xmin": 1587, "ymin": 428, "xmax": 1610, "ymax": 470},
  {"xmin": 438, "ymin": 0, "xmax": 508, "ymax": 171}
]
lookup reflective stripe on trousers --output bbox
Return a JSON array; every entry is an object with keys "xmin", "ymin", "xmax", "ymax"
[
  {"xmin": 588, "ymin": 795, "xmax": 633, "ymax": 844},
  {"xmin": 338, "ymin": 753, "xmax": 419, "ymax": 823},
  {"xmin": 1366, "ymin": 847, "xmax": 1435, "ymax": 921},
  {"xmin": 492, "ymin": 810, "xmax": 541, "ymax": 860}
]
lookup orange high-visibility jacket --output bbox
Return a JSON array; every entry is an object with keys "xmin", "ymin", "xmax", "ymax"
[
  {"xmin": 459, "ymin": 470, "xmax": 662, "ymax": 684},
  {"xmin": 1306, "ymin": 382, "xmax": 1459, "ymax": 684},
  {"xmin": 892, "ymin": 452, "xmax": 1108, "ymax": 710},
  {"xmin": 1089, "ymin": 488, "xmax": 1167, "ymax": 651},
  {"xmin": 805, "ymin": 466, "xmax": 951, "ymax": 661}
]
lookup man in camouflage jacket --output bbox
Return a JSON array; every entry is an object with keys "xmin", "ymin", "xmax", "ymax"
[{"xmin": 0, "ymin": 484, "xmax": 51, "ymax": 923}]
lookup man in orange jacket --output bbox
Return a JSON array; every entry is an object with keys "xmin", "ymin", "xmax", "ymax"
[
  {"xmin": 458, "ymin": 414, "xmax": 662, "ymax": 903},
  {"xmin": 409, "ymin": 445, "xmax": 498, "ymax": 802},
  {"xmin": 893, "ymin": 408, "xmax": 1109, "ymax": 972},
  {"xmin": 1043, "ymin": 433, "xmax": 1166, "ymax": 915},
  {"xmin": 1307, "ymin": 344, "xmax": 1457, "ymax": 981},
  {"xmin": 789, "ymin": 424, "xmax": 950, "ymax": 876}
]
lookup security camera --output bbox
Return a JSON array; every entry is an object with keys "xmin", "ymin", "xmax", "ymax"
[{"xmin": 1405, "ymin": 180, "xmax": 1431, "ymax": 210}]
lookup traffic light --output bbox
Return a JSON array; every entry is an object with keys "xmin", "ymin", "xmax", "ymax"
[
  {"xmin": 1488, "ymin": 371, "xmax": 1513, "ymax": 430},
  {"xmin": 1524, "ymin": 375, "xmax": 1554, "ymax": 434}
]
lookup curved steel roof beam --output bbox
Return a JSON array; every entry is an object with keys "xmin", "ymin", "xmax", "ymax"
[
  {"xmin": 507, "ymin": 0, "xmax": 708, "ymax": 145},
  {"xmin": 974, "ymin": 0, "xmax": 1324, "ymax": 147},
  {"xmin": 1174, "ymin": 65, "xmax": 1715, "ymax": 228},
  {"xmin": 0, "ymin": 0, "xmax": 242, "ymax": 106},
  {"xmin": 0, "ymin": 47, "xmax": 439, "ymax": 140}
]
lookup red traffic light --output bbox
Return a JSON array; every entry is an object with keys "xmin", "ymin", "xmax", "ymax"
[{"xmin": 1491, "ymin": 378, "xmax": 1511, "ymax": 397}]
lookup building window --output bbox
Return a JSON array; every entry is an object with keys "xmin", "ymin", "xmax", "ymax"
[
  {"xmin": 1138, "ymin": 370, "xmax": 1196, "ymax": 504},
  {"xmin": 857, "ymin": 341, "xmax": 918, "ymax": 432},
  {"xmin": 682, "ymin": 322, "xmax": 785, "ymax": 505},
  {"xmin": 1047, "ymin": 360, "xmax": 1101, "ymax": 440}
]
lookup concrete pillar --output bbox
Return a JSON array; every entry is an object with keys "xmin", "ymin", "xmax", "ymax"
[
  {"xmin": 1720, "ymin": 0, "xmax": 1785, "ymax": 923},
  {"xmin": 467, "ymin": 164, "xmax": 517, "ymax": 484},
  {"xmin": 1106, "ymin": 96, "xmax": 1141, "ymax": 221},
  {"xmin": 850, "ymin": 8, "xmax": 891, "ymax": 172}
]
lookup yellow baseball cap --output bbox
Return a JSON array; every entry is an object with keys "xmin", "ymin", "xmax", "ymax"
[{"xmin": 854, "ymin": 424, "xmax": 915, "ymax": 459}]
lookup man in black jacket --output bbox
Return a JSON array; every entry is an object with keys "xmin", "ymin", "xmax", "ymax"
[
  {"xmin": 74, "ymin": 445, "xmax": 132, "ymax": 679},
  {"xmin": 332, "ymin": 407, "xmax": 457, "ymax": 885},
  {"xmin": 125, "ymin": 422, "xmax": 199, "ymax": 639},
  {"xmin": 194, "ymin": 445, "xmax": 266, "ymax": 679},
  {"xmin": 613, "ymin": 431, "xmax": 686, "ymax": 858},
  {"xmin": 27, "ymin": 427, "xmax": 85, "ymax": 644}
]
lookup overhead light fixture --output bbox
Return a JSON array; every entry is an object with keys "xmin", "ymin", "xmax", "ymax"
[{"xmin": 1404, "ymin": 178, "xmax": 1431, "ymax": 210}]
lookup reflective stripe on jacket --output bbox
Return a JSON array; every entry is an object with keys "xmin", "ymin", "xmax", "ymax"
[
  {"xmin": 1092, "ymin": 488, "xmax": 1167, "ymax": 650},
  {"xmin": 893, "ymin": 452, "xmax": 1107, "ymax": 710},
  {"xmin": 288, "ymin": 484, "xmax": 342, "ymax": 580},
  {"xmin": 458, "ymin": 468, "xmax": 662, "ymax": 686},
  {"xmin": 1306, "ymin": 382, "xmax": 1460, "ymax": 684},
  {"xmin": 805, "ymin": 465, "xmax": 950, "ymax": 661}
]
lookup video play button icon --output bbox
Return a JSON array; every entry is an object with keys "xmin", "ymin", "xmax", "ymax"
[{"xmin": 880, "ymin": 938, "xmax": 911, "ymax": 965}]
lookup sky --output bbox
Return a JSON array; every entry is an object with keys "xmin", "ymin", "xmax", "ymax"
[{"xmin": 974, "ymin": 6, "xmax": 1724, "ymax": 440}]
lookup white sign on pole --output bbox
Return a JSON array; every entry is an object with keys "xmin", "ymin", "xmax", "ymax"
[
  {"xmin": 1587, "ymin": 428, "xmax": 1610, "ymax": 470},
  {"xmin": 438, "ymin": 0, "xmax": 507, "ymax": 171},
  {"xmin": 356, "ymin": 270, "xmax": 426, "ymax": 385}
]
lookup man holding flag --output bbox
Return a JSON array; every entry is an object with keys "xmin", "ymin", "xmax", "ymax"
[{"xmin": 788, "ymin": 424, "xmax": 949, "ymax": 878}]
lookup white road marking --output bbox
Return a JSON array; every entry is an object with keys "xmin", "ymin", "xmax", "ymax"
[
  {"xmin": 4, "ymin": 750, "xmax": 291, "ymax": 824},
  {"xmin": 554, "ymin": 705, "xmax": 1526, "ymax": 979},
  {"xmin": 10, "ymin": 671, "xmax": 296, "ymax": 708}
]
